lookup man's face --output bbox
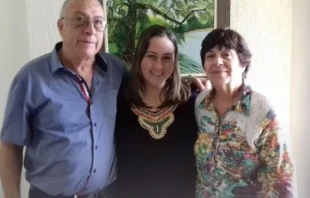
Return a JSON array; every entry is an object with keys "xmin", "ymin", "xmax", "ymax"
[{"xmin": 57, "ymin": 0, "xmax": 105, "ymax": 58}]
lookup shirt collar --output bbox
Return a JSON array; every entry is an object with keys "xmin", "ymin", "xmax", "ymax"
[
  {"xmin": 200, "ymin": 84, "xmax": 252, "ymax": 116},
  {"xmin": 50, "ymin": 42, "xmax": 108, "ymax": 73}
]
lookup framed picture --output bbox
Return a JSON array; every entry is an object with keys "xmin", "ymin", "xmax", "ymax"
[{"xmin": 99, "ymin": 0, "xmax": 230, "ymax": 76}]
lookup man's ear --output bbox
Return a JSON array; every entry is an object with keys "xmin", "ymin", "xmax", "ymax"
[
  {"xmin": 57, "ymin": 19, "xmax": 65, "ymax": 38},
  {"xmin": 57, "ymin": 19, "xmax": 64, "ymax": 32}
]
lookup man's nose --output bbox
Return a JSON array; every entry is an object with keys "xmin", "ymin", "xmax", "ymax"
[{"xmin": 84, "ymin": 21, "xmax": 97, "ymax": 35}]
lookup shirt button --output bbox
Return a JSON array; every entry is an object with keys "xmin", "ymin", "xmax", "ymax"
[
  {"xmin": 91, "ymin": 101, "xmax": 94, "ymax": 104},
  {"xmin": 93, "ymin": 169, "xmax": 97, "ymax": 173},
  {"xmin": 93, "ymin": 123, "xmax": 97, "ymax": 127},
  {"xmin": 95, "ymin": 146, "xmax": 98, "ymax": 150}
]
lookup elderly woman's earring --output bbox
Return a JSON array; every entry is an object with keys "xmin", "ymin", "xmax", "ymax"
[
  {"xmin": 242, "ymin": 72, "xmax": 246, "ymax": 84},
  {"xmin": 242, "ymin": 72, "xmax": 246, "ymax": 79}
]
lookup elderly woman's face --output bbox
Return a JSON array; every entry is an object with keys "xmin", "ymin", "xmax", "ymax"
[{"xmin": 203, "ymin": 45, "xmax": 245, "ymax": 87}]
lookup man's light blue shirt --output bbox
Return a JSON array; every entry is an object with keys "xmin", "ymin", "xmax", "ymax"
[{"xmin": 0, "ymin": 43, "xmax": 126, "ymax": 196}]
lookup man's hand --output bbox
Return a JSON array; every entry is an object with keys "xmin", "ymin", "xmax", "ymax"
[{"xmin": 183, "ymin": 76, "xmax": 211, "ymax": 92}]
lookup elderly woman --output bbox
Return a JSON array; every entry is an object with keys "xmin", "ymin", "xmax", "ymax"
[{"xmin": 194, "ymin": 28, "xmax": 294, "ymax": 198}]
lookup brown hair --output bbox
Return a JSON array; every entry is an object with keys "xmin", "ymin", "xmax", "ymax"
[
  {"xmin": 200, "ymin": 28, "xmax": 252, "ymax": 77},
  {"xmin": 127, "ymin": 25, "xmax": 190, "ymax": 108}
]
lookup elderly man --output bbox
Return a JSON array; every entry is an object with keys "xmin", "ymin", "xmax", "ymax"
[{"xmin": 0, "ymin": 0, "xmax": 125, "ymax": 197}]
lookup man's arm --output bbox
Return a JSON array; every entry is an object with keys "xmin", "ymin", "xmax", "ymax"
[
  {"xmin": 0, "ymin": 141, "xmax": 23, "ymax": 198},
  {"xmin": 0, "ymin": 70, "xmax": 33, "ymax": 198}
]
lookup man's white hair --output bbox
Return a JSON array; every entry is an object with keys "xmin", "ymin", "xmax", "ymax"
[
  {"xmin": 59, "ymin": 0, "xmax": 102, "ymax": 18},
  {"xmin": 60, "ymin": 0, "xmax": 71, "ymax": 18}
]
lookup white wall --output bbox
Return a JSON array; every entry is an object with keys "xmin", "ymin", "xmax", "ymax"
[
  {"xmin": 25, "ymin": 0, "xmax": 63, "ymax": 59},
  {"xmin": 0, "ymin": 0, "xmax": 30, "ymax": 122},
  {"xmin": 0, "ymin": 0, "xmax": 63, "ymax": 197},
  {"xmin": 230, "ymin": 0, "xmax": 292, "ymax": 137},
  {"xmin": 290, "ymin": 0, "xmax": 310, "ymax": 197}
]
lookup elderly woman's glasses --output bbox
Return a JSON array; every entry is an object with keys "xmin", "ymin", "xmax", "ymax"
[{"xmin": 62, "ymin": 15, "xmax": 107, "ymax": 32}]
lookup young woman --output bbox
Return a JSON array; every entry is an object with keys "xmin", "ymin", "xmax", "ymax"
[{"xmin": 115, "ymin": 25, "xmax": 198, "ymax": 198}]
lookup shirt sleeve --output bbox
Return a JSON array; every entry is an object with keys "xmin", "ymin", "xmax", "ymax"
[
  {"xmin": 257, "ymin": 109, "xmax": 295, "ymax": 198},
  {"xmin": 0, "ymin": 73, "xmax": 32, "ymax": 146}
]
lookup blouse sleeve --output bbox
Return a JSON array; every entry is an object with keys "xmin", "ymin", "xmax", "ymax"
[{"xmin": 257, "ymin": 109, "xmax": 295, "ymax": 198}]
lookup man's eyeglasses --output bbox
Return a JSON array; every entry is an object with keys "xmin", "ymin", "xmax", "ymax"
[{"xmin": 62, "ymin": 15, "xmax": 107, "ymax": 32}]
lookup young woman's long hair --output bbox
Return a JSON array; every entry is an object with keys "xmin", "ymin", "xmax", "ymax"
[{"xmin": 127, "ymin": 25, "xmax": 190, "ymax": 108}]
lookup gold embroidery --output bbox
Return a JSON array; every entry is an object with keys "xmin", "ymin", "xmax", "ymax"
[{"xmin": 131, "ymin": 105, "xmax": 178, "ymax": 139}]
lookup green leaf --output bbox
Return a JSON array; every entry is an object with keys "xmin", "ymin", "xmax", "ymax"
[
  {"xmin": 118, "ymin": 6, "xmax": 128, "ymax": 17},
  {"xmin": 175, "ymin": 0, "xmax": 185, "ymax": 9},
  {"xmin": 158, "ymin": 0, "xmax": 168, "ymax": 9},
  {"xmin": 167, "ymin": 12, "xmax": 176, "ymax": 19},
  {"xmin": 174, "ymin": 10, "xmax": 182, "ymax": 18},
  {"xmin": 179, "ymin": 53, "xmax": 204, "ymax": 74},
  {"xmin": 186, "ymin": 5, "xmax": 198, "ymax": 12},
  {"xmin": 197, "ymin": 11, "xmax": 208, "ymax": 24}
]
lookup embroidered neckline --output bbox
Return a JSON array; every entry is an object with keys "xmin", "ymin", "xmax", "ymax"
[{"xmin": 131, "ymin": 105, "xmax": 178, "ymax": 139}]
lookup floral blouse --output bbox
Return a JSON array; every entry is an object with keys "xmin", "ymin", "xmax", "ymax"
[{"xmin": 194, "ymin": 86, "xmax": 294, "ymax": 198}]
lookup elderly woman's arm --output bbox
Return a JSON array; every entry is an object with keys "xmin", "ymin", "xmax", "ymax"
[{"xmin": 257, "ymin": 109, "xmax": 295, "ymax": 198}]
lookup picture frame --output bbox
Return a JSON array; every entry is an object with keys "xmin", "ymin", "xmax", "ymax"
[{"xmin": 99, "ymin": 0, "xmax": 230, "ymax": 77}]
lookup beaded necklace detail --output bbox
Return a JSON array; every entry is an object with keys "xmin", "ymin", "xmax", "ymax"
[{"xmin": 131, "ymin": 104, "xmax": 178, "ymax": 139}]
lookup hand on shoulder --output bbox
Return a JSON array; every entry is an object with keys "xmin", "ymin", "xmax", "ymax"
[{"xmin": 183, "ymin": 76, "xmax": 211, "ymax": 92}]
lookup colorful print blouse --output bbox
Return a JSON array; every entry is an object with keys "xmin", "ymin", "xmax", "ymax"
[{"xmin": 194, "ymin": 86, "xmax": 294, "ymax": 198}]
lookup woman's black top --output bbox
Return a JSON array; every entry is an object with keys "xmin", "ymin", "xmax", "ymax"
[{"xmin": 115, "ymin": 93, "xmax": 198, "ymax": 198}]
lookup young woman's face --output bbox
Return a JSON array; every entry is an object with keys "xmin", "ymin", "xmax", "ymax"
[{"xmin": 141, "ymin": 36, "xmax": 175, "ymax": 90}]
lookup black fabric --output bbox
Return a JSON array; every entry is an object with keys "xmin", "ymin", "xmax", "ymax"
[{"xmin": 115, "ymin": 93, "xmax": 198, "ymax": 198}]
